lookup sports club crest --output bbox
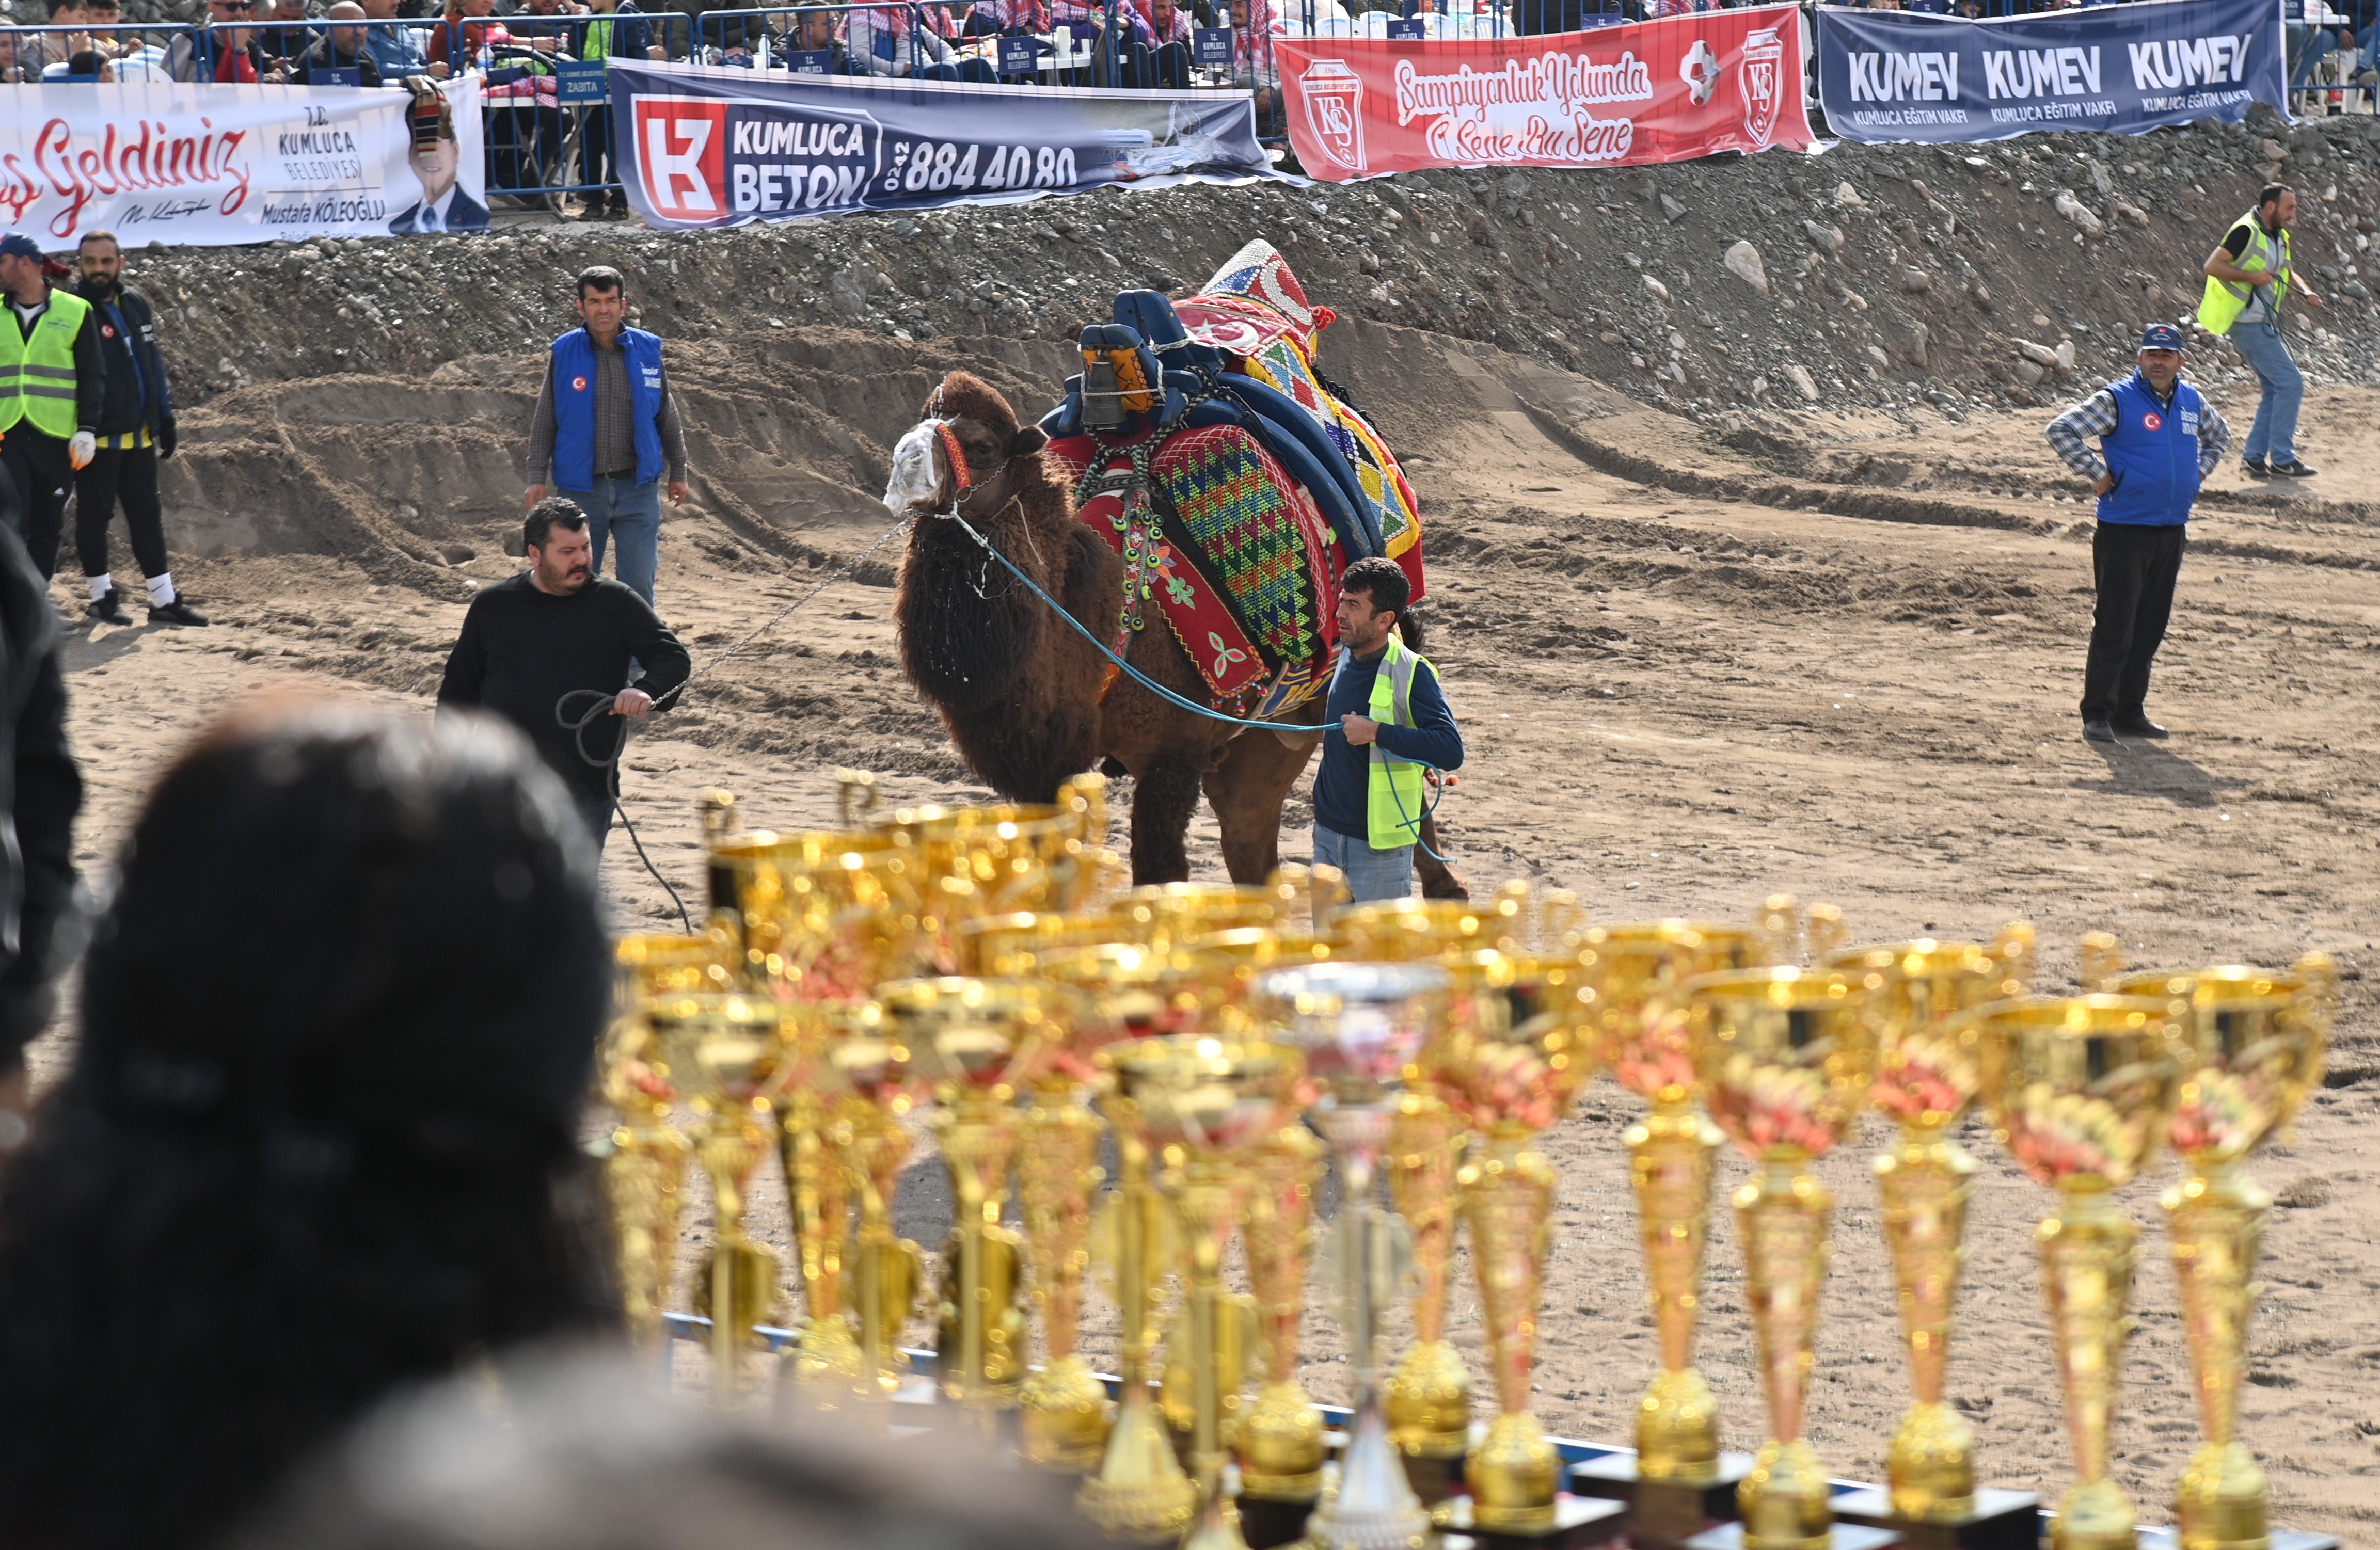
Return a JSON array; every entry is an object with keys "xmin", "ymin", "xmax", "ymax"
[
  {"xmin": 1739, "ymin": 25, "xmax": 1784, "ymax": 146},
  {"xmin": 1298, "ymin": 58, "xmax": 1367, "ymax": 173}
]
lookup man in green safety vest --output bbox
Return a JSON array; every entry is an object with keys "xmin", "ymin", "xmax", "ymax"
[
  {"xmin": 0, "ymin": 233, "xmax": 104, "ymax": 583},
  {"xmin": 2198, "ymin": 183, "xmax": 2325, "ymax": 480},
  {"xmin": 1310, "ymin": 555, "xmax": 1465, "ymax": 905}
]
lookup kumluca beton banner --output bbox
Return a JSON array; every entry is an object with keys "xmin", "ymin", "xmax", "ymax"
[
  {"xmin": 611, "ymin": 60, "xmax": 1276, "ymax": 227},
  {"xmin": 1815, "ymin": 0, "xmax": 2287, "ymax": 145}
]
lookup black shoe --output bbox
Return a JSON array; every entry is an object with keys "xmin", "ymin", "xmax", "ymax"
[
  {"xmin": 2083, "ymin": 717, "xmax": 2118, "ymax": 744},
  {"xmin": 86, "ymin": 593, "xmax": 131, "ymax": 627},
  {"xmin": 2239, "ymin": 455, "xmax": 2271, "ymax": 477},
  {"xmin": 148, "ymin": 598, "xmax": 210, "ymax": 627},
  {"xmin": 2265, "ymin": 459, "xmax": 2320, "ymax": 478},
  {"xmin": 2113, "ymin": 715, "xmax": 2169, "ymax": 739}
]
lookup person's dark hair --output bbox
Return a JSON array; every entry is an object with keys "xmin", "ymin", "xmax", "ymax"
[
  {"xmin": 76, "ymin": 229, "xmax": 120, "ymax": 252},
  {"xmin": 576, "ymin": 265, "xmax": 625, "ymax": 301},
  {"xmin": 0, "ymin": 699, "xmax": 616, "ymax": 1550},
  {"xmin": 45, "ymin": 0, "xmax": 80, "ymax": 18},
  {"xmin": 236, "ymin": 1351, "xmax": 1123, "ymax": 1550},
  {"xmin": 2258, "ymin": 182, "xmax": 2292, "ymax": 211},
  {"xmin": 1340, "ymin": 555, "xmax": 1411, "ymax": 624},
  {"xmin": 525, "ymin": 496, "xmax": 589, "ymax": 552},
  {"xmin": 66, "ymin": 47, "xmax": 100, "ymax": 71}
]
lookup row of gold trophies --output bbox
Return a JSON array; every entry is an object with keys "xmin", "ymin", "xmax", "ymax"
[{"xmin": 596, "ymin": 773, "xmax": 2334, "ymax": 1550}]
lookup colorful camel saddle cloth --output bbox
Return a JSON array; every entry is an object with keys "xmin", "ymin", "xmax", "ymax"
[
  {"xmin": 1176, "ymin": 239, "xmax": 1426, "ymax": 603},
  {"xmin": 1049, "ymin": 423, "xmax": 1336, "ymax": 721}
]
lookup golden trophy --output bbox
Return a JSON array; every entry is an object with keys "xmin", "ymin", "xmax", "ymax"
[
  {"xmin": 1255, "ymin": 961, "xmax": 1455, "ymax": 1550},
  {"xmin": 1686, "ymin": 967, "xmax": 1880, "ymax": 1549},
  {"xmin": 1264, "ymin": 861, "xmax": 1352, "ymax": 933},
  {"xmin": 601, "ymin": 934, "xmax": 730, "ymax": 1350},
  {"xmin": 1585, "ymin": 919, "xmax": 1764, "ymax": 1501},
  {"xmin": 1429, "ymin": 950, "xmax": 1600, "ymax": 1532},
  {"xmin": 819, "ymin": 1001, "xmax": 928, "ymax": 1400},
  {"xmin": 1384, "ymin": 1073, "xmax": 1470, "ymax": 1508},
  {"xmin": 1978, "ymin": 994, "xmax": 2189, "ymax": 1550},
  {"xmin": 876, "ymin": 977, "xmax": 1062, "ymax": 1413},
  {"xmin": 1237, "ymin": 1112, "xmax": 1327, "ymax": 1511},
  {"xmin": 645, "ymin": 990, "xmax": 794, "ymax": 1403},
  {"xmin": 1108, "ymin": 1034, "xmax": 1304, "ymax": 1550},
  {"xmin": 1033, "ymin": 944, "xmax": 1240, "ymax": 1526},
  {"xmin": 1826, "ymin": 938, "xmax": 2016, "ymax": 1525},
  {"xmin": 2106, "ymin": 957, "xmax": 2334, "ymax": 1550}
]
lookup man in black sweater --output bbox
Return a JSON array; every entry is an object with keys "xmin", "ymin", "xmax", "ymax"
[
  {"xmin": 436, "ymin": 498, "xmax": 689, "ymax": 853},
  {"xmin": 74, "ymin": 231, "xmax": 206, "ymax": 628}
]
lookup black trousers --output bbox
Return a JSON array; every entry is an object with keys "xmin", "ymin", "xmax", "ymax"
[
  {"xmin": 74, "ymin": 444, "xmax": 170, "ymax": 585},
  {"xmin": 2082, "ymin": 521, "xmax": 2186, "ymax": 722},
  {"xmin": 0, "ymin": 428, "xmax": 72, "ymax": 580}
]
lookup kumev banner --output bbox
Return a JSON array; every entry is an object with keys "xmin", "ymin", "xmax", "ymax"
[
  {"xmin": 0, "ymin": 77, "xmax": 486, "ymax": 249},
  {"xmin": 1815, "ymin": 0, "xmax": 2287, "ymax": 146},
  {"xmin": 1272, "ymin": 6, "xmax": 1813, "ymax": 183},
  {"xmin": 610, "ymin": 60, "xmax": 1277, "ymax": 227}
]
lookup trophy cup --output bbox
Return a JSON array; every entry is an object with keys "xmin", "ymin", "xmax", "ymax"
[
  {"xmin": 645, "ymin": 990, "xmax": 794, "ymax": 1403},
  {"xmin": 819, "ymin": 1000, "xmax": 928, "ymax": 1400},
  {"xmin": 602, "ymin": 934, "xmax": 731, "ymax": 1350},
  {"xmin": 1825, "ymin": 938, "xmax": 2012, "ymax": 1525},
  {"xmin": 1033, "ymin": 944, "xmax": 1242, "ymax": 1528},
  {"xmin": 1977, "ymin": 994, "xmax": 2189, "ymax": 1550},
  {"xmin": 1254, "ymin": 961, "xmax": 1454, "ymax": 1550},
  {"xmin": 1686, "ymin": 967, "xmax": 1881, "ymax": 1549},
  {"xmin": 2106, "ymin": 957, "xmax": 2334, "ymax": 1550},
  {"xmin": 1108, "ymin": 1034, "xmax": 1305, "ymax": 1550},
  {"xmin": 876, "ymin": 977, "xmax": 1062, "ymax": 1413},
  {"xmin": 1385, "ymin": 1067, "xmax": 1470, "ymax": 1511},
  {"xmin": 1237, "ymin": 1112, "xmax": 1327, "ymax": 1516},
  {"xmin": 1430, "ymin": 950, "xmax": 1600, "ymax": 1532},
  {"xmin": 1584, "ymin": 921, "xmax": 1752, "ymax": 1505},
  {"xmin": 1263, "ymin": 861, "xmax": 1352, "ymax": 934}
]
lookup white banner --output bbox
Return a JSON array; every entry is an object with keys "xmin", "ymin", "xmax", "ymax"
[{"xmin": 0, "ymin": 76, "xmax": 486, "ymax": 249}]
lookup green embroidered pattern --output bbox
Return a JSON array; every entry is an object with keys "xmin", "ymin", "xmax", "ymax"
[{"xmin": 1155, "ymin": 426, "xmax": 1323, "ymax": 677}]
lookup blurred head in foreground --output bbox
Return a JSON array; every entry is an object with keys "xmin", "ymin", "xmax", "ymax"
[
  {"xmin": 0, "ymin": 698, "xmax": 618, "ymax": 1550},
  {"xmin": 236, "ymin": 1350, "xmax": 1114, "ymax": 1550}
]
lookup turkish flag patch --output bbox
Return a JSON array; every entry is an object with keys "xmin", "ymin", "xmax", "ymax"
[
  {"xmin": 2142, "ymin": 411, "xmax": 2163, "ymax": 431},
  {"xmin": 101, "ymin": 324, "xmax": 116, "ymax": 338},
  {"xmin": 572, "ymin": 375, "xmax": 589, "ymax": 391}
]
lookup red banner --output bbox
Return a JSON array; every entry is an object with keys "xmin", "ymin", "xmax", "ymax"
[{"xmin": 1275, "ymin": 6, "xmax": 1811, "ymax": 181}]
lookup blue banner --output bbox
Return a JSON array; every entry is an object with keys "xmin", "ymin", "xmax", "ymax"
[
  {"xmin": 611, "ymin": 60, "xmax": 1277, "ymax": 228},
  {"xmin": 1816, "ymin": 0, "xmax": 2287, "ymax": 145}
]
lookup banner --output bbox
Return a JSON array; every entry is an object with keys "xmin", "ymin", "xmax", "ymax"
[
  {"xmin": 610, "ymin": 61, "xmax": 1276, "ymax": 228},
  {"xmin": 1273, "ymin": 6, "xmax": 1812, "ymax": 182},
  {"xmin": 1816, "ymin": 0, "xmax": 2287, "ymax": 145},
  {"xmin": 0, "ymin": 77, "xmax": 485, "ymax": 248}
]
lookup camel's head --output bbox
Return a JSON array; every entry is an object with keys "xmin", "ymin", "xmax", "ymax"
[{"xmin": 882, "ymin": 370, "xmax": 1050, "ymax": 520}]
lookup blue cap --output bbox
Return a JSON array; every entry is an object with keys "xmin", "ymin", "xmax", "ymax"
[
  {"xmin": 2139, "ymin": 323, "xmax": 2185, "ymax": 353},
  {"xmin": 0, "ymin": 234, "xmax": 42, "ymax": 262}
]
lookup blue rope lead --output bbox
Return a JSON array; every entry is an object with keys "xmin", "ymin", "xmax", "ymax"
[{"xmin": 937, "ymin": 505, "xmax": 1455, "ymax": 864}]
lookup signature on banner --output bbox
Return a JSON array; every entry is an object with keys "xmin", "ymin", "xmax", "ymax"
[{"xmin": 0, "ymin": 117, "xmax": 255, "ymax": 238}]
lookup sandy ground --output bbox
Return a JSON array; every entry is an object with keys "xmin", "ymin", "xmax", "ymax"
[{"xmin": 35, "ymin": 322, "xmax": 2380, "ymax": 1542}]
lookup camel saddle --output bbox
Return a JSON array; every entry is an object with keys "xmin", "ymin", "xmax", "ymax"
[{"xmin": 1040, "ymin": 242, "xmax": 1428, "ymax": 720}]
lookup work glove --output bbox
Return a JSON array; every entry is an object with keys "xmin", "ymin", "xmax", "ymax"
[
  {"xmin": 157, "ymin": 418, "xmax": 177, "ymax": 460},
  {"xmin": 68, "ymin": 431, "xmax": 95, "ymax": 470}
]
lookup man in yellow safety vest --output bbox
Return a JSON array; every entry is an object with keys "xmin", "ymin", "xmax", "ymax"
[
  {"xmin": 2198, "ymin": 183, "xmax": 2325, "ymax": 479},
  {"xmin": 1311, "ymin": 555, "xmax": 1464, "ymax": 905},
  {"xmin": 0, "ymin": 233, "xmax": 105, "ymax": 581}
]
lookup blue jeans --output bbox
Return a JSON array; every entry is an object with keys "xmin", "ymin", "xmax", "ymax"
[
  {"xmin": 564, "ymin": 476, "xmax": 661, "ymax": 603},
  {"xmin": 2228, "ymin": 320, "xmax": 2304, "ymax": 466},
  {"xmin": 1312, "ymin": 823, "xmax": 1414, "ymax": 906},
  {"xmin": 2287, "ymin": 21, "xmax": 2336, "ymax": 87}
]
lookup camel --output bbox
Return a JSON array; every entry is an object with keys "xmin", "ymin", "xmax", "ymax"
[{"xmin": 889, "ymin": 370, "xmax": 1465, "ymax": 896}]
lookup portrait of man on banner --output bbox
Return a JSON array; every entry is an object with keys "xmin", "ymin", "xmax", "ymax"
[{"xmin": 390, "ymin": 79, "xmax": 492, "ymax": 234}]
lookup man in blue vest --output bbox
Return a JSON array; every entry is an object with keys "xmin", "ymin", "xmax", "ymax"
[
  {"xmin": 522, "ymin": 266, "xmax": 688, "ymax": 603},
  {"xmin": 2045, "ymin": 324, "xmax": 2231, "ymax": 745},
  {"xmin": 1310, "ymin": 555, "xmax": 1463, "ymax": 904}
]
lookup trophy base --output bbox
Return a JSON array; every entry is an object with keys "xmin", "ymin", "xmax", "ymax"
[
  {"xmin": 1567, "ymin": 1452, "xmax": 1757, "ymax": 1550},
  {"xmin": 1829, "ymin": 1488, "xmax": 2039, "ymax": 1550},
  {"xmin": 1240, "ymin": 1495, "xmax": 1319, "ymax": 1550},
  {"xmin": 1681, "ymin": 1524, "xmax": 1902, "ymax": 1550},
  {"xmin": 1401, "ymin": 1446, "xmax": 1468, "ymax": 1521},
  {"xmin": 1442, "ymin": 1493, "xmax": 1628, "ymax": 1550},
  {"xmin": 2134, "ymin": 1532, "xmax": 2340, "ymax": 1550}
]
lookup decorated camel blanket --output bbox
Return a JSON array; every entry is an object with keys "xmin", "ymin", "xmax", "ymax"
[{"xmin": 1046, "ymin": 242, "xmax": 1425, "ymax": 721}]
